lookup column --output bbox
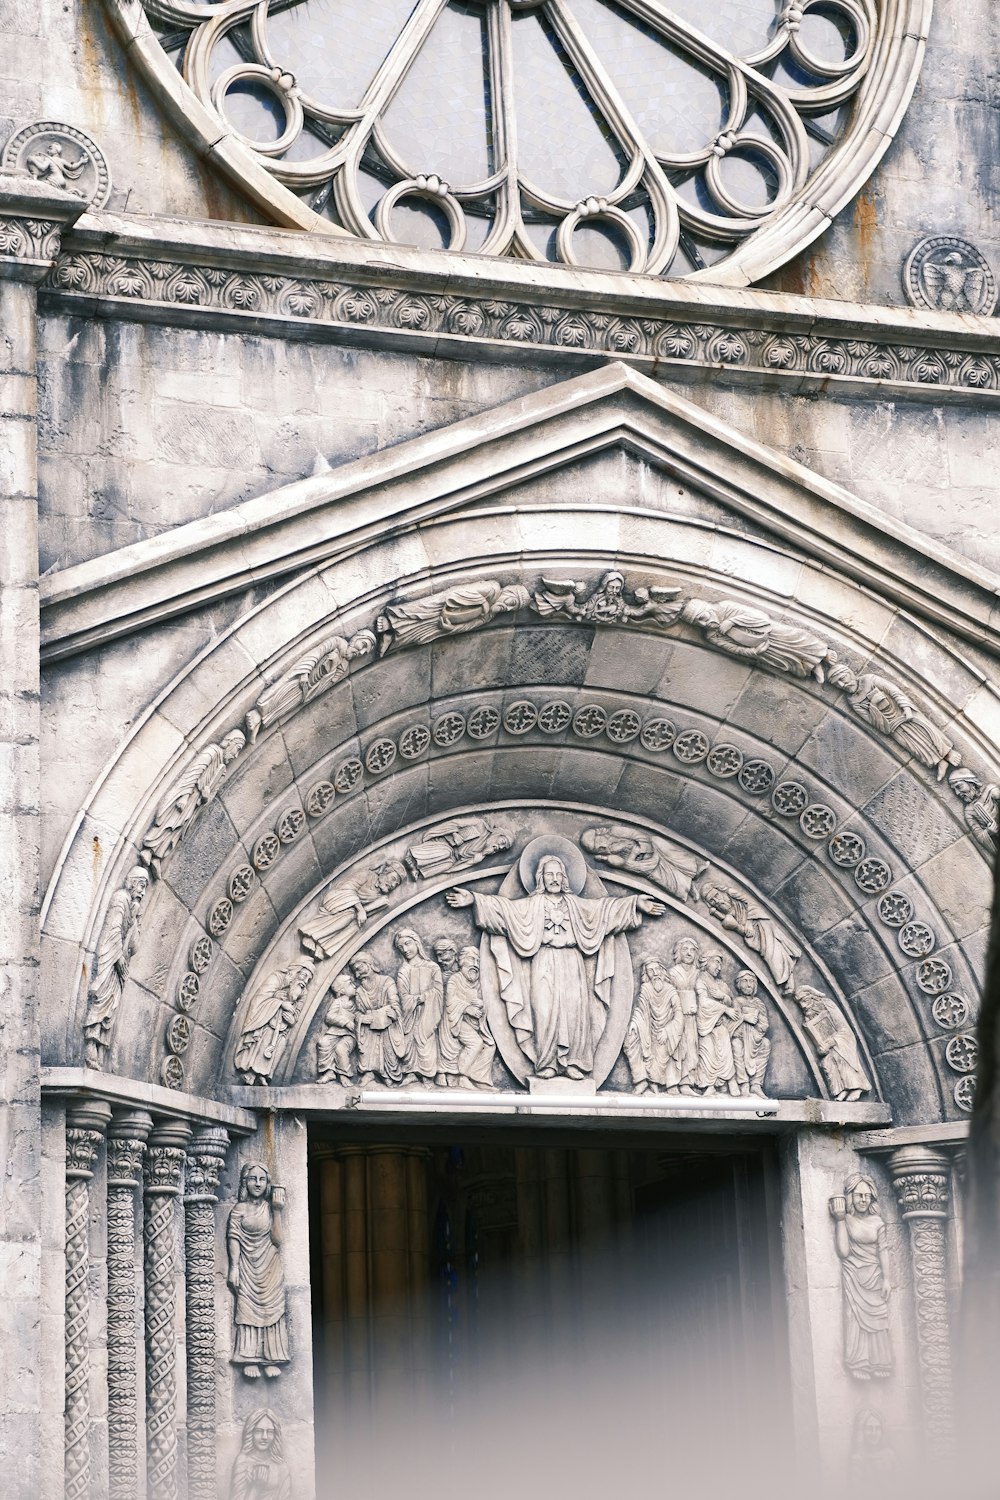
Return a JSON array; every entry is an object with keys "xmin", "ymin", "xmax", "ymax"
[
  {"xmin": 107, "ymin": 1110, "xmax": 153, "ymax": 1500},
  {"xmin": 183, "ymin": 1126, "xmax": 229, "ymax": 1500},
  {"xmin": 143, "ymin": 1121, "xmax": 191, "ymax": 1500},
  {"xmin": 64, "ymin": 1101, "xmax": 112, "ymax": 1500},
  {"xmin": 888, "ymin": 1145, "xmax": 955, "ymax": 1456},
  {"xmin": 0, "ymin": 171, "xmax": 84, "ymax": 1496}
]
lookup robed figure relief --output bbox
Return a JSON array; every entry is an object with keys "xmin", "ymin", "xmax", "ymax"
[
  {"xmin": 228, "ymin": 1163, "xmax": 290, "ymax": 1380},
  {"xmin": 830, "ymin": 1174, "xmax": 893, "ymax": 1380},
  {"xmin": 447, "ymin": 836, "xmax": 664, "ymax": 1082}
]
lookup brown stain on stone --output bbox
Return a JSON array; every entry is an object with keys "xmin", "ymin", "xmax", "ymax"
[
  {"xmin": 853, "ymin": 182, "xmax": 879, "ymax": 296},
  {"xmin": 91, "ymin": 834, "xmax": 103, "ymax": 882}
]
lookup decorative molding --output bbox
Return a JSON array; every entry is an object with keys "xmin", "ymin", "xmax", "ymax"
[
  {"xmin": 888, "ymin": 1146, "xmax": 955, "ymax": 1454},
  {"xmin": 0, "ymin": 170, "xmax": 87, "ymax": 281},
  {"xmin": 106, "ymin": 1110, "xmax": 152, "ymax": 1500},
  {"xmin": 143, "ymin": 1122, "xmax": 191, "ymax": 1500},
  {"xmin": 64, "ymin": 1102, "xmax": 111, "ymax": 1500},
  {"xmin": 44, "ymin": 235, "xmax": 1000, "ymax": 410},
  {"xmin": 184, "ymin": 1126, "xmax": 230, "ymax": 1500}
]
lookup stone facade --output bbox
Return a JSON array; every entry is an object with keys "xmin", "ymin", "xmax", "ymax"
[{"xmin": 1, "ymin": 3, "xmax": 997, "ymax": 1495}]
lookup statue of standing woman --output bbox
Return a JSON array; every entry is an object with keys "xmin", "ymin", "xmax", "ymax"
[
  {"xmin": 228, "ymin": 1163, "xmax": 290, "ymax": 1379},
  {"xmin": 829, "ymin": 1174, "xmax": 893, "ymax": 1380}
]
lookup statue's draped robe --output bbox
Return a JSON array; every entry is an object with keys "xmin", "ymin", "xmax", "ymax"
[
  {"xmin": 625, "ymin": 974, "xmax": 685, "ymax": 1089},
  {"xmin": 441, "ymin": 972, "xmax": 496, "ymax": 1086},
  {"xmin": 355, "ymin": 974, "xmax": 405, "ymax": 1083},
  {"xmin": 731, "ymin": 996, "xmax": 771, "ymax": 1090},
  {"xmin": 233, "ymin": 975, "xmax": 296, "ymax": 1082},
  {"xmin": 228, "ymin": 1200, "xmax": 289, "ymax": 1367},
  {"xmin": 838, "ymin": 1213, "xmax": 893, "ymax": 1378},
  {"xmin": 83, "ymin": 889, "xmax": 137, "ymax": 1045},
  {"xmin": 694, "ymin": 976, "xmax": 737, "ymax": 1088},
  {"xmin": 397, "ymin": 957, "xmax": 444, "ymax": 1078},
  {"xmin": 473, "ymin": 890, "xmax": 638, "ymax": 1076},
  {"xmin": 384, "ymin": 582, "xmax": 504, "ymax": 649}
]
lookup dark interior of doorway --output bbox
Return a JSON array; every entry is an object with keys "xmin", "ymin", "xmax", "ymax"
[{"xmin": 309, "ymin": 1125, "xmax": 788, "ymax": 1492}]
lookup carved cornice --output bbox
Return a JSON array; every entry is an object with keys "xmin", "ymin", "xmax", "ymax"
[
  {"xmin": 42, "ymin": 210, "xmax": 1000, "ymax": 407},
  {"xmin": 0, "ymin": 172, "xmax": 87, "ymax": 283}
]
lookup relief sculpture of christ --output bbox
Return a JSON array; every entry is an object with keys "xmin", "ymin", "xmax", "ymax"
[{"xmin": 447, "ymin": 848, "xmax": 664, "ymax": 1080}]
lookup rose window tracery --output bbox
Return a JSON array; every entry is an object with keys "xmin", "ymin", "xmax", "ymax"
[{"xmin": 130, "ymin": 0, "xmax": 923, "ymax": 283}]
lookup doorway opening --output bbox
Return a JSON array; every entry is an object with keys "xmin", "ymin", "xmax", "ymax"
[{"xmin": 309, "ymin": 1126, "xmax": 789, "ymax": 1495}]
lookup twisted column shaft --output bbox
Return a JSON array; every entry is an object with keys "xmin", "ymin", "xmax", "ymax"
[
  {"xmin": 107, "ymin": 1110, "xmax": 153, "ymax": 1500},
  {"xmin": 65, "ymin": 1102, "xmax": 111, "ymax": 1500},
  {"xmin": 184, "ymin": 1126, "xmax": 229, "ymax": 1500},
  {"xmin": 143, "ymin": 1121, "xmax": 191, "ymax": 1500},
  {"xmin": 889, "ymin": 1145, "xmax": 955, "ymax": 1456}
]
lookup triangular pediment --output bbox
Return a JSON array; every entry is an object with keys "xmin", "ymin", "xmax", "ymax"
[{"xmin": 39, "ymin": 362, "xmax": 1000, "ymax": 661}]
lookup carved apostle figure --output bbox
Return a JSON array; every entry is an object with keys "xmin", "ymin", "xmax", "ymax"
[
  {"xmin": 234, "ymin": 962, "xmax": 314, "ymax": 1086},
  {"xmin": 702, "ymin": 884, "xmax": 801, "ymax": 993},
  {"xmin": 624, "ymin": 958, "xmax": 685, "ymax": 1094},
  {"xmin": 404, "ymin": 817, "xmax": 512, "ymax": 881},
  {"xmin": 394, "ymin": 929, "xmax": 445, "ymax": 1084},
  {"xmin": 694, "ymin": 953, "xmax": 740, "ymax": 1095},
  {"xmin": 665, "ymin": 937, "xmax": 702, "ymax": 1093},
  {"xmin": 376, "ymin": 580, "xmax": 530, "ymax": 656},
  {"xmin": 247, "ymin": 629, "xmax": 375, "ymax": 740},
  {"xmin": 299, "ymin": 860, "xmax": 406, "ymax": 959},
  {"xmin": 949, "ymin": 767, "xmax": 1000, "ymax": 854},
  {"xmin": 82, "ymin": 866, "xmax": 149, "ymax": 1069},
  {"xmin": 316, "ymin": 973, "xmax": 358, "ymax": 1084},
  {"xmin": 580, "ymin": 825, "xmax": 705, "ymax": 902},
  {"xmin": 828, "ymin": 663, "xmax": 958, "ymax": 780},
  {"xmin": 830, "ymin": 1175, "xmax": 893, "ymax": 1380},
  {"xmin": 141, "ymin": 730, "xmax": 246, "ymax": 875},
  {"xmin": 432, "ymin": 936, "xmax": 460, "ymax": 977},
  {"xmin": 439, "ymin": 947, "xmax": 496, "ymax": 1089},
  {"xmin": 229, "ymin": 1409, "xmax": 292, "ymax": 1500},
  {"xmin": 681, "ymin": 597, "xmax": 834, "ymax": 683},
  {"xmin": 349, "ymin": 953, "xmax": 407, "ymax": 1086},
  {"xmin": 449, "ymin": 853, "xmax": 664, "ymax": 1080},
  {"xmin": 228, "ymin": 1163, "xmax": 289, "ymax": 1379},
  {"xmin": 796, "ymin": 986, "xmax": 870, "ymax": 1100},
  {"xmin": 729, "ymin": 971, "xmax": 771, "ymax": 1097}
]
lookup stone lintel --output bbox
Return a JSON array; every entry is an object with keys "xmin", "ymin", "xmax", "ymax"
[{"xmin": 43, "ymin": 1067, "xmax": 257, "ymax": 1134}]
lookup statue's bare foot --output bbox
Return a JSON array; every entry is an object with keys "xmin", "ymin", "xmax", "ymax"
[
  {"xmin": 263, "ymin": 1365, "xmax": 282, "ymax": 1379},
  {"xmin": 566, "ymin": 1066, "xmax": 585, "ymax": 1080},
  {"xmin": 243, "ymin": 1365, "xmax": 261, "ymax": 1379}
]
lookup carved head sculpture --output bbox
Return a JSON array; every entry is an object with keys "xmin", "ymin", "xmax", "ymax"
[
  {"xmin": 948, "ymin": 767, "xmax": 981, "ymax": 804},
  {"xmin": 680, "ymin": 599, "xmax": 718, "ymax": 630},
  {"xmin": 125, "ymin": 866, "xmax": 150, "ymax": 902},
  {"xmin": 535, "ymin": 855, "xmax": 571, "ymax": 895},
  {"xmin": 348, "ymin": 628, "xmax": 377, "ymax": 661},
  {"xmin": 795, "ymin": 984, "xmax": 825, "ymax": 1017},
  {"xmin": 703, "ymin": 951, "xmax": 725, "ymax": 977},
  {"xmin": 331, "ymin": 972, "xmax": 355, "ymax": 1000},
  {"xmin": 221, "ymin": 729, "xmax": 246, "ymax": 763},
  {"xmin": 239, "ymin": 1161, "xmax": 271, "ymax": 1202},
  {"xmin": 393, "ymin": 927, "xmax": 428, "ymax": 961},
  {"xmin": 601, "ymin": 570, "xmax": 625, "ymax": 598},
  {"xmin": 375, "ymin": 859, "xmax": 407, "ymax": 895},
  {"xmin": 287, "ymin": 962, "xmax": 315, "ymax": 999},
  {"xmin": 854, "ymin": 1408, "xmax": 885, "ymax": 1452},
  {"xmin": 433, "ymin": 938, "xmax": 458, "ymax": 970},
  {"xmin": 348, "ymin": 953, "xmax": 374, "ymax": 983},
  {"xmin": 496, "ymin": 585, "xmax": 531, "ymax": 614},
  {"xmin": 701, "ymin": 885, "xmax": 732, "ymax": 917},
  {"xmin": 486, "ymin": 830, "xmax": 513, "ymax": 855},
  {"xmin": 672, "ymin": 937, "xmax": 699, "ymax": 965},
  {"xmin": 735, "ymin": 970, "xmax": 758, "ymax": 997},
  {"xmin": 240, "ymin": 1408, "xmax": 284, "ymax": 1460},
  {"xmin": 845, "ymin": 1172, "xmax": 878, "ymax": 1216},
  {"xmin": 827, "ymin": 661, "xmax": 860, "ymax": 693},
  {"xmin": 640, "ymin": 958, "xmax": 668, "ymax": 985},
  {"xmin": 458, "ymin": 946, "xmax": 480, "ymax": 982}
]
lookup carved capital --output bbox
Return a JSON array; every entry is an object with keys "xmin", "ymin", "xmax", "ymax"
[
  {"xmin": 184, "ymin": 1125, "xmax": 229, "ymax": 1203},
  {"xmin": 65, "ymin": 1101, "xmax": 112, "ymax": 1180},
  {"xmin": 0, "ymin": 172, "xmax": 86, "ymax": 283},
  {"xmin": 144, "ymin": 1121, "xmax": 192, "ymax": 1197},
  {"xmin": 107, "ymin": 1108, "xmax": 153, "ymax": 1188},
  {"xmin": 888, "ymin": 1145, "xmax": 951, "ymax": 1219}
]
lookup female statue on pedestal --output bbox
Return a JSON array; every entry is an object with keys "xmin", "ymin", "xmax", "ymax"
[
  {"xmin": 829, "ymin": 1174, "xmax": 893, "ymax": 1380},
  {"xmin": 227, "ymin": 1163, "xmax": 290, "ymax": 1379}
]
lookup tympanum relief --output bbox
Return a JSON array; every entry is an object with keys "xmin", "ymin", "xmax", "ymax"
[{"xmin": 232, "ymin": 808, "xmax": 872, "ymax": 1102}]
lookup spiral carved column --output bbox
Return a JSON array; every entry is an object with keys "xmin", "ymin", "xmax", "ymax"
[
  {"xmin": 889, "ymin": 1145, "xmax": 955, "ymax": 1456},
  {"xmin": 65, "ymin": 1101, "xmax": 111, "ymax": 1500},
  {"xmin": 143, "ymin": 1121, "xmax": 191, "ymax": 1500},
  {"xmin": 184, "ymin": 1126, "xmax": 229, "ymax": 1500},
  {"xmin": 107, "ymin": 1110, "xmax": 153, "ymax": 1500}
]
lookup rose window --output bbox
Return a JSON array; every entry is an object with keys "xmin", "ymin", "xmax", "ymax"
[{"xmin": 125, "ymin": 0, "xmax": 926, "ymax": 284}]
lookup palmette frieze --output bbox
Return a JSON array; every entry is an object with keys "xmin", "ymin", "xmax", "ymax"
[{"xmin": 43, "ymin": 247, "xmax": 1000, "ymax": 404}]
